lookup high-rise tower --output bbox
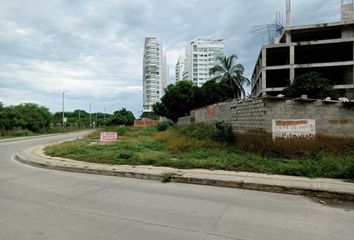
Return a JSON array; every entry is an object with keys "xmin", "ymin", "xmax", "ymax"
[
  {"xmin": 183, "ymin": 39, "xmax": 224, "ymax": 87},
  {"xmin": 142, "ymin": 37, "xmax": 168, "ymax": 113}
]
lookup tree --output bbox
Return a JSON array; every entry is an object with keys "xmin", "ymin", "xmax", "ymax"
[
  {"xmin": 12, "ymin": 103, "xmax": 53, "ymax": 132},
  {"xmin": 200, "ymin": 80, "xmax": 234, "ymax": 106},
  {"xmin": 284, "ymin": 72, "xmax": 339, "ymax": 99},
  {"xmin": 110, "ymin": 108, "xmax": 135, "ymax": 126},
  {"xmin": 153, "ymin": 81, "xmax": 201, "ymax": 122},
  {"xmin": 209, "ymin": 54, "xmax": 250, "ymax": 98}
]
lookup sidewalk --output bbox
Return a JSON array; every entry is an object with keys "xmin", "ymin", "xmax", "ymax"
[{"xmin": 16, "ymin": 144, "xmax": 354, "ymax": 201}]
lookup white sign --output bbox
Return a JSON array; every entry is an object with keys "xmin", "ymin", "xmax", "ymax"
[
  {"xmin": 100, "ymin": 132, "xmax": 118, "ymax": 142},
  {"xmin": 272, "ymin": 119, "xmax": 316, "ymax": 139}
]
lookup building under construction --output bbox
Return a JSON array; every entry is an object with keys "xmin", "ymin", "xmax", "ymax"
[{"xmin": 251, "ymin": 0, "xmax": 354, "ymax": 99}]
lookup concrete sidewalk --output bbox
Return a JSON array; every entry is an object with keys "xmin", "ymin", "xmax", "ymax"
[{"xmin": 15, "ymin": 144, "xmax": 354, "ymax": 201}]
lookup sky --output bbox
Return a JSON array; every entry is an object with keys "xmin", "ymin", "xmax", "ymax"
[{"xmin": 0, "ymin": 0, "xmax": 341, "ymax": 117}]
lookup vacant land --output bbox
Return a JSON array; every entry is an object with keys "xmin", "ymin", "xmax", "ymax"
[{"xmin": 45, "ymin": 125, "xmax": 354, "ymax": 180}]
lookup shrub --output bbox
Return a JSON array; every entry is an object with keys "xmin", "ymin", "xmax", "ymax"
[
  {"xmin": 177, "ymin": 124, "xmax": 214, "ymax": 140},
  {"xmin": 284, "ymin": 72, "xmax": 339, "ymax": 99},
  {"xmin": 233, "ymin": 132, "xmax": 354, "ymax": 158},
  {"xmin": 176, "ymin": 122, "xmax": 233, "ymax": 143},
  {"xmin": 213, "ymin": 121, "xmax": 233, "ymax": 143},
  {"xmin": 156, "ymin": 121, "xmax": 171, "ymax": 132},
  {"xmin": 116, "ymin": 126, "xmax": 129, "ymax": 136},
  {"xmin": 14, "ymin": 129, "xmax": 33, "ymax": 137}
]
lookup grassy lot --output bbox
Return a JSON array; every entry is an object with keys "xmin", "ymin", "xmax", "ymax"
[{"xmin": 44, "ymin": 125, "xmax": 354, "ymax": 180}]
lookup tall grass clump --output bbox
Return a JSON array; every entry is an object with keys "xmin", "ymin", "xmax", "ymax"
[
  {"xmin": 234, "ymin": 132, "xmax": 354, "ymax": 158},
  {"xmin": 176, "ymin": 122, "xmax": 234, "ymax": 143}
]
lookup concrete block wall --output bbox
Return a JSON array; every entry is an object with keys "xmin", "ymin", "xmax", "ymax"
[
  {"xmin": 177, "ymin": 97, "xmax": 354, "ymax": 138},
  {"xmin": 229, "ymin": 99, "xmax": 267, "ymax": 132},
  {"xmin": 177, "ymin": 116, "xmax": 192, "ymax": 126},
  {"xmin": 190, "ymin": 103, "xmax": 220, "ymax": 124},
  {"xmin": 265, "ymin": 99, "xmax": 354, "ymax": 137}
]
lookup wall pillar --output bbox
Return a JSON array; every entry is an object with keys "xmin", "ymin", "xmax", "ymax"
[
  {"xmin": 290, "ymin": 45, "xmax": 295, "ymax": 83},
  {"xmin": 261, "ymin": 48, "xmax": 267, "ymax": 95},
  {"xmin": 352, "ymin": 43, "xmax": 354, "ymax": 85},
  {"xmin": 286, "ymin": 32, "xmax": 292, "ymax": 43}
]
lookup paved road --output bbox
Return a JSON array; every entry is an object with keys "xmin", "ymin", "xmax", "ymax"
[{"xmin": 0, "ymin": 133, "xmax": 353, "ymax": 240}]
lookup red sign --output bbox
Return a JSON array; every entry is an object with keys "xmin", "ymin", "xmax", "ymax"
[{"xmin": 100, "ymin": 132, "xmax": 118, "ymax": 143}]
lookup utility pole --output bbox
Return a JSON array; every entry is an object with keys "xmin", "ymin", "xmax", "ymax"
[
  {"xmin": 89, "ymin": 103, "xmax": 92, "ymax": 128},
  {"xmin": 104, "ymin": 108, "xmax": 106, "ymax": 126},
  {"xmin": 62, "ymin": 92, "xmax": 65, "ymax": 129},
  {"xmin": 78, "ymin": 109, "xmax": 81, "ymax": 129}
]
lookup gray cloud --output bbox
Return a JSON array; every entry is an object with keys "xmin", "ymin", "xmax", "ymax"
[{"xmin": 0, "ymin": 0, "xmax": 342, "ymax": 116}]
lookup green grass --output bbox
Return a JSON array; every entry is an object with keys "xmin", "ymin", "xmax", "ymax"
[{"xmin": 44, "ymin": 126, "xmax": 354, "ymax": 180}]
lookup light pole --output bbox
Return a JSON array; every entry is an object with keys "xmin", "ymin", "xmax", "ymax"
[
  {"xmin": 104, "ymin": 108, "xmax": 106, "ymax": 126},
  {"xmin": 62, "ymin": 92, "xmax": 65, "ymax": 129},
  {"xmin": 89, "ymin": 103, "xmax": 92, "ymax": 128}
]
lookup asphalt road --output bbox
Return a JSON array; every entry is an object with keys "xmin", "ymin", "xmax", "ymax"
[{"xmin": 0, "ymin": 132, "xmax": 353, "ymax": 240}]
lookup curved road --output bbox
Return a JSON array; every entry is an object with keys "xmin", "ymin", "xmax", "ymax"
[{"xmin": 0, "ymin": 132, "xmax": 353, "ymax": 240}]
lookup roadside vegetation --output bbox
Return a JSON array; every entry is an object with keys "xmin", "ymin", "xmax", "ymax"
[
  {"xmin": 45, "ymin": 124, "xmax": 354, "ymax": 180},
  {"xmin": 0, "ymin": 102, "xmax": 135, "ymax": 138}
]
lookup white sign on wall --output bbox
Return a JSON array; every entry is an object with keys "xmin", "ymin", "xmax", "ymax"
[{"xmin": 272, "ymin": 119, "xmax": 316, "ymax": 139}]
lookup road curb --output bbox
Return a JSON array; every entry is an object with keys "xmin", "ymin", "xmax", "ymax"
[{"xmin": 15, "ymin": 144, "xmax": 354, "ymax": 201}]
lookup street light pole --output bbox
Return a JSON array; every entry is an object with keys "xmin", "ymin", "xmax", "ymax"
[
  {"xmin": 89, "ymin": 103, "xmax": 92, "ymax": 128},
  {"xmin": 104, "ymin": 108, "xmax": 106, "ymax": 126},
  {"xmin": 62, "ymin": 92, "xmax": 65, "ymax": 129}
]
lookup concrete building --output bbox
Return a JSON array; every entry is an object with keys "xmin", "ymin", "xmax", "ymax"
[
  {"xmin": 175, "ymin": 56, "xmax": 186, "ymax": 82},
  {"xmin": 176, "ymin": 39, "xmax": 224, "ymax": 86},
  {"xmin": 142, "ymin": 37, "xmax": 168, "ymax": 113},
  {"xmin": 251, "ymin": 2, "xmax": 354, "ymax": 99}
]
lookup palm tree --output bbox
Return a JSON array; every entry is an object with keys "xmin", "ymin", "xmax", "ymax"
[{"xmin": 209, "ymin": 54, "xmax": 250, "ymax": 99}]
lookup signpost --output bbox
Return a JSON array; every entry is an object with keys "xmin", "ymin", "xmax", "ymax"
[
  {"xmin": 100, "ymin": 132, "xmax": 118, "ymax": 143},
  {"xmin": 272, "ymin": 119, "xmax": 316, "ymax": 139}
]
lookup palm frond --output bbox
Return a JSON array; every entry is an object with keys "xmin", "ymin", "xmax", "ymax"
[
  {"xmin": 208, "ymin": 75, "xmax": 223, "ymax": 83},
  {"xmin": 209, "ymin": 54, "xmax": 249, "ymax": 99},
  {"xmin": 209, "ymin": 65, "xmax": 226, "ymax": 75}
]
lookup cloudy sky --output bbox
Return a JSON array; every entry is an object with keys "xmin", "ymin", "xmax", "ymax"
[{"xmin": 0, "ymin": 0, "xmax": 341, "ymax": 116}]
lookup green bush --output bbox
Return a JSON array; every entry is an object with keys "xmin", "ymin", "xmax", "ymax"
[
  {"xmin": 177, "ymin": 124, "xmax": 214, "ymax": 140},
  {"xmin": 176, "ymin": 123, "xmax": 234, "ymax": 143},
  {"xmin": 284, "ymin": 72, "xmax": 339, "ymax": 99},
  {"xmin": 14, "ymin": 129, "xmax": 33, "ymax": 137},
  {"xmin": 116, "ymin": 126, "xmax": 129, "ymax": 136},
  {"xmin": 213, "ymin": 121, "xmax": 233, "ymax": 143},
  {"xmin": 156, "ymin": 121, "xmax": 171, "ymax": 131}
]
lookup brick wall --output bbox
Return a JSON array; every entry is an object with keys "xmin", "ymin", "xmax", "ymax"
[
  {"xmin": 134, "ymin": 120, "xmax": 159, "ymax": 127},
  {"xmin": 177, "ymin": 97, "xmax": 354, "ymax": 138}
]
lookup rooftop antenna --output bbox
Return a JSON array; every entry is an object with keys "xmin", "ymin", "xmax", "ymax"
[
  {"xmin": 286, "ymin": 0, "xmax": 291, "ymax": 27},
  {"xmin": 341, "ymin": 0, "xmax": 354, "ymax": 22}
]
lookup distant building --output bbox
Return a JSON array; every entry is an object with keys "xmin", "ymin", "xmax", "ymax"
[
  {"xmin": 251, "ymin": 2, "xmax": 354, "ymax": 99},
  {"xmin": 142, "ymin": 37, "xmax": 168, "ymax": 113},
  {"xmin": 176, "ymin": 39, "xmax": 224, "ymax": 87},
  {"xmin": 175, "ymin": 56, "xmax": 185, "ymax": 82}
]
